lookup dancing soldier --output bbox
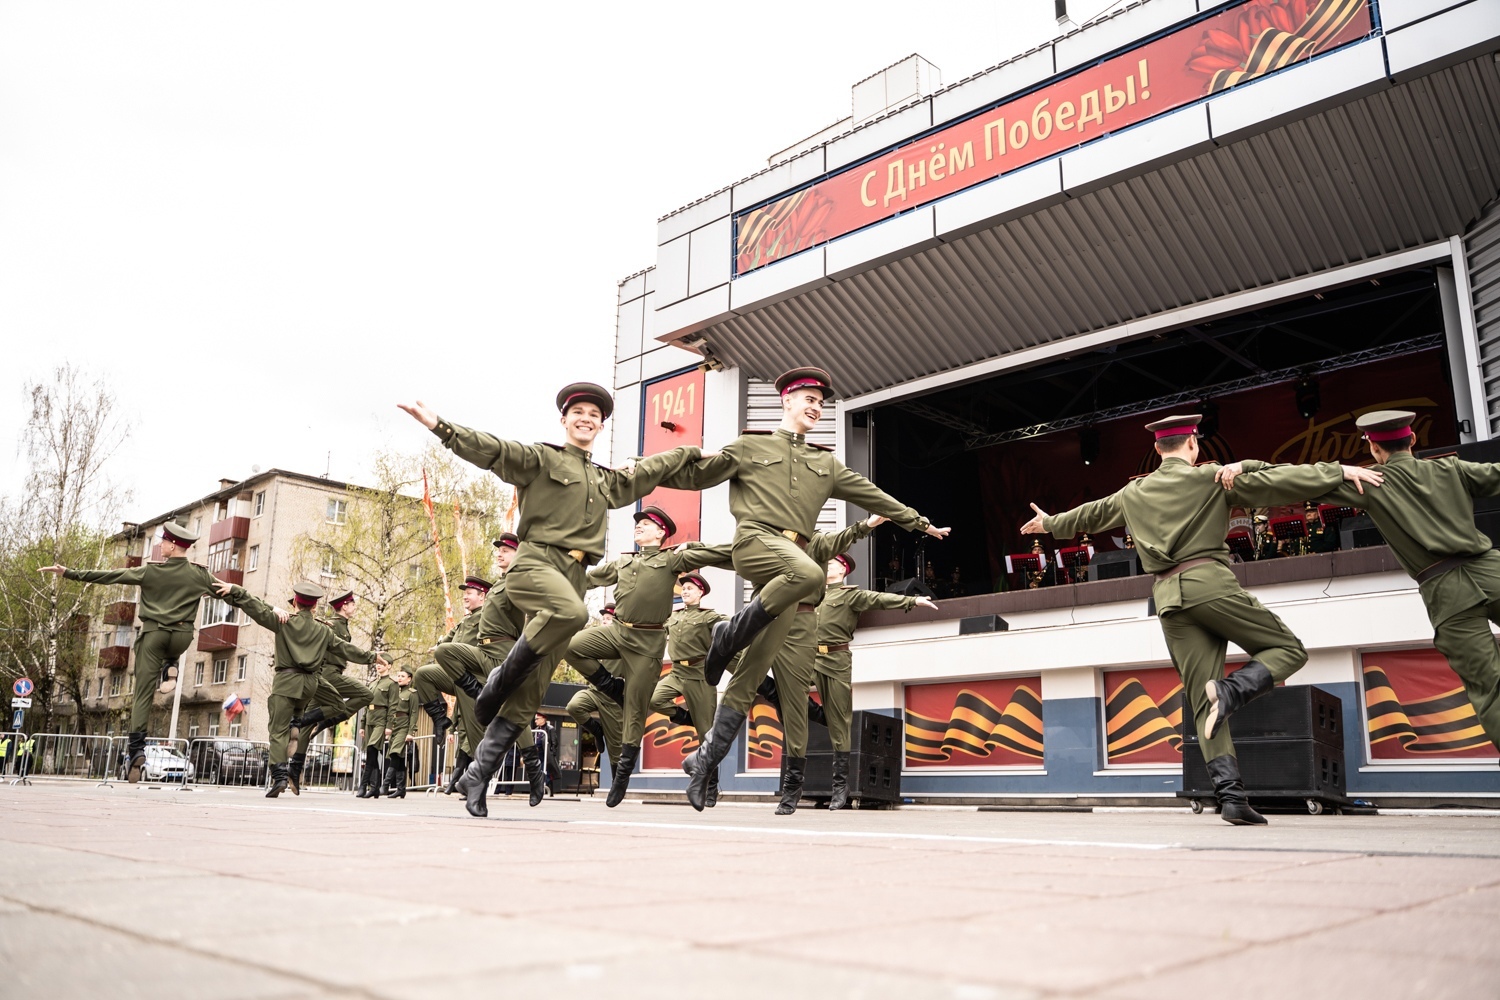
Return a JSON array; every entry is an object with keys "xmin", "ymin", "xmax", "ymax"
[
  {"xmin": 285, "ymin": 588, "xmax": 375, "ymax": 795},
  {"xmin": 566, "ymin": 605, "xmax": 627, "ymax": 777}
]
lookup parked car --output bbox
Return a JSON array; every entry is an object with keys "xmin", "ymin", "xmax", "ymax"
[
  {"xmin": 189, "ymin": 739, "xmax": 268, "ymax": 786},
  {"xmin": 121, "ymin": 745, "xmax": 193, "ymax": 783}
]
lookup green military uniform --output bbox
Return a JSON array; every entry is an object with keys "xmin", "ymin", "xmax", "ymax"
[
  {"xmin": 302, "ymin": 612, "xmax": 375, "ymax": 735},
  {"xmin": 661, "ymin": 366, "xmax": 933, "ymax": 811},
  {"xmin": 567, "ymin": 657, "xmax": 627, "ymax": 767},
  {"xmin": 62, "ymin": 522, "xmax": 218, "ymax": 776},
  {"xmin": 224, "ymin": 582, "xmax": 377, "ymax": 797},
  {"xmin": 651, "ymin": 605, "xmax": 729, "ymax": 736},
  {"xmin": 412, "ymin": 603, "xmax": 483, "ymax": 749},
  {"xmin": 1044, "ymin": 414, "xmax": 1348, "ymax": 824},
  {"xmin": 1300, "ymin": 410, "xmax": 1500, "ymax": 753},
  {"xmin": 359, "ymin": 670, "xmax": 396, "ymax": 797},
  {"xmin": 814, "ymin": 585, "xmax": 915, "ymax": 752},
  {"xmin": 384, "ymin": 679, "xmax": 416, "ymax": 798},
  {"xmin": 432, "ymin": 387, "xmax": 703, "ymax": 819}
]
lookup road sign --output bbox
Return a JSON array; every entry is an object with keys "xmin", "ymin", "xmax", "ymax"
[
  {"xmin": 10, "ymin": 698, "xmax": 30, "ymax": 709},
  {"xmin": 10, "ymin": 710, "xmax": 22, "ymax": 730},
  {"xmin": 12, "ymin": 678, "xmax": 32, "ymax": 698}
]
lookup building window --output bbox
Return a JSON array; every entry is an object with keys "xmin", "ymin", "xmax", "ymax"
[
  {"xmin": 236, "ymin": 655, "xmax": 247, "ymax": 681},
  {"xmin": 229, "ymin": 722, "xmax": 242, "ymax": 738},
  {"xmin": 96, "ymin": 676, "xmax": 104, "ymax": 698},
  {"xmin": 194, "ymin": 661, "xmax": 205, "ymax": 687},
  {"xmin": 200, "ymin": 597, "xmax": 238, "ymax": 626},
  {"xmin": 212, "ymin": 659, "xmax": 228, "ymax": 685},
  {"xmin": 207, "ymin": 539, "xmax": 239, "ymax": 573},
  {"xmin": 108, "ymin": 672, "xmax": 122, "ymax": 697},
  {"xmin": 326, "ymin": 498, "xmax": 347, "ymax": 524},
  {"xmin": 253, "ymin": 491, "xmax": 265, "ymax": 517},
  {"xmin": 321, "ymin": 553, "xmax": 336, "ymax": 578},
  {"xmin": 247, "ymin": 545, "xmax": 259, "ymax": 571},
  {"xmin": 208, "ymin": 721, "xmax": 219, "ymax": 737},
  {"xmin": 188, "ymin": 719, "xmax": 200, "ymax": 738},
  {"xmin": 193, "ymin": 516, "xmax": 202, "ymax": 536}
]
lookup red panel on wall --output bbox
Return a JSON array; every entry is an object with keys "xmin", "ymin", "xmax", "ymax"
[
  {"xmin": 639, "ymin": 369, "xmax": 705, "ymax": 543},
  {"xmin": 904, "ymin": 677, "xmax": 1043, "ymax": 768},
  {"xmin": 1362, "ymin": 649, "xmax": 1497, "ymax": 760},
  {"xmin": 641, "ymin": 661, "xmax": 699, "ymax": 770},
  {"xmin": 1103, "ymin": 666, "xmax": 1184, "ymax": 765}
]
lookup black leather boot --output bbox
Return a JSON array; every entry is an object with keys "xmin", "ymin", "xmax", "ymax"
[
  {"xmin": 1206, "ymin": 754, "xmax": 1267, "ymax": 825},
  {"xmin": 455, "ymin": 671, "xmax": 483, "ymax": 700},
  {"xmin": 756, "ymin": 674, "xmax": 782, "ymax": 709},
  {"xmin": 605, "ymin": 743, "xmax": 640, "ymax": 808},
  {"xmin": 776, "ymin": 756, "xmax": 806, "ymax": 815},
  {"xmin": 581, "ymin": 717, "xmax": 606, "ymax": 753},
  {"xmin": 266, "ymin": 763, "xmax": 288, "ymax": 798},
  {"xmin": 445, "ymin": 750, "xmax": 472, "ymax": 794},
  {"xmin": 807, "ymin": 698, "xmax": 827, "ymax": 727},
  {"xmin": 705, "ymin": 765, "xmax": 721, "ymax": 808},
  {"xmin": 667, "ymin": 705, "xmax": 695, "ymax": 727},
  {"xmin": 776, "ymin": 754, "xmax": 788, "ymax": 796},
  {"xmin": 421, "ymin": 699, "xmax": 452, "ymax": 741},
  {"xmin": 473, "ymin": 634, "xmax": 541, "ymax": 726},
  {"xmin": 704, "ymin": 597, "xmax": 775, "ymax": 685},
  {"xmin": 287, "ymin": 753, "xmax": 304, "ymax": 796},
  {"xmin": 521, "ymin": 743, "xmax": 547, "ymax": 807},
  {"xmin": 586, "ymin": 666, "xmax": 626, "ymax": 704},
  {"xmin": 1204, "ymin": 661, "xmax": 1274, "ymax": 740},
  {"xmin": 358, "ymin": 747, "xmax": 380, "ymax": 797},
  {"xmin": 387, "ymin": 756, "xmax": 407, "ymax": 799},
  {"xmin": 828, "ymin": 751, "xmax": 851, "ymax": 810},
  {"xmin": 456, "ymin": 717, "xmax": 524, "ymax": 818},
  {"xmin": 125, "ymin": 732, "xmax": 147, "ymax": 784},
  {"xmin": 291, "ymin": 707, "xmax": 326, "ymax": 731},
  {"xmin": 682, "ymin": 706, "xmax": 745, "ymax": 811}
]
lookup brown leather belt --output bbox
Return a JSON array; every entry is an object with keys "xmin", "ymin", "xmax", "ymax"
[
  {"xmin": 1416, "ymin": 553, "xmax": 1482, "ymax": 585},
  {"xmin": 480, "ymin": 635, "xmax": 518, "ymax": 645},
  {"xmin": 781, "ymin": 529, "xmax": 810, "ymax": 549},
  {"xmin": 818, "ymin": 643, "xmax": 850, "ymax": 654},
  {"xmin": 1155, "ymin": 557, "xmax": 1216, "ymax": 583},
  {"xmin": 796, "ymin": 603, "xmax": 817, "ymax": 614},
  {"xmin": 567, "ymin": 549, "xmax": 590, "ymax": 564},
  {"xmin": 618, "ymin": 620, "xmax": 665, "ymax": 631},
  {"xmin": 676, "ymin": 656, "xmax": 704, "ymax": 667}
]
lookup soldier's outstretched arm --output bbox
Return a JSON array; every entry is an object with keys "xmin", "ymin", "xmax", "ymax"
[
  {"xmin": 850, "ymin": 590, "xmax": 920, "ymax": 613},
  {"xmin": 604, "ymin": 445, "xmax": 706, "ymax": 507},
  {"xmin": 1458, "ymin": 461, "xmax": 1500, "ymax": 498},
  {"xmin": 48, "ymin": 564, "xmax": 147, "ymax": 586},
  {"xmin": 222, "ymin": 586, "xmax": 285, "ymax": 633},
  {"xmin": 806, "ymin": 517, "xmax": 878, "ymax": 564},
  {"xmin": 329, "ymin": 634, "xmax": 382, "ymax": 667},
  {"xmin": 1228, "ymin": 461, "xmax": 1377, "ymax": 506},
  {"xmin": 666, "ymin": 542, "xmax": 735, "ymax": 572},
  {"xmin": 1032, "ymin": 491, "xmax": 1127, "ymax": 538},
  {"xmin": 398, "ymin": 402, "xmax": 543, "ymax": 487},
  {"xmin": 657, "ymin": 442, "xmax": 740, "ymax": 493},
  {"xmin": 830, "ymin": 462, "xmax": 945, "ymax": 538},
  {"xmin": 586, "ymin": 560, "xmax": 620, "ymax": 588}
]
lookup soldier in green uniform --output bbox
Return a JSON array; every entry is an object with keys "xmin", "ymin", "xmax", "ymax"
[
  {"xmin": 412, "ymin": 574, "xmax": 493, "ymax": 784},
  {"xmin": 223, "ymin": 580, "xmax": 387, "ymax": 797},
  {"xmin": 661, "ymin": 367, "xmax": 949, "ymax": 811},
  {"xmin": 398, "ymin": 384, "xmax": 701, "ymax": 819},
  {"xmin": 1240, "ymin": 409, "xmax": 1500, "ymax": 754},
  {"xmin": 565, "ymin": 605, "xmax": 627, "ymax": 775},
  {"xmin": 651, "ymin": 573, "xmax": 726, "ymax": 741},
  {"xmin": 574, "ymin": 506, "xmax": 733, "ymax": 806},
  {"xmin": 359, "ymin": 660, "xmax": 396, "ymax": 798},
  {"xmin": 44, "ymin": 521, "xmax": 222, "ymax": 783},
  {"xmin": 811, "ymin": 550, "xmax": 935, "ymax": 810},
  {"xmin": 1023, "ymin": 414, "xmax": 1382, "ymax": 824},
  {"xmin": 286, "ymin": 588, "xmax": 375, "ymax": 791},
  {"xmin": 384, "ymin": 668, "xmax": 416, "ymax": 798}
]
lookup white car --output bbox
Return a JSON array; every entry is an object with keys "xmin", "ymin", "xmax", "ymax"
[{"xmin": 125, "ymin": 745, "xmax": 194, "ymax": 783}]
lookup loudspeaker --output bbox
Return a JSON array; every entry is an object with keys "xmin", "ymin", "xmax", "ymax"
[
  {"xmin": 1181, "ymin": 685, "xmax": 1343, "ymax": 748},
  {"xmin": 1182, "ymin": 737, "xmax": 1345, "ymax": 802},
  {"xmin": 803, "ymin": 752, "xmax": 901, "ymax": 806},
  {"xmin": 1089, "ymin": 549, "xmax": 1139, "ymax": 580},
  {"xmin": 1340, "ymin": 514, "xmax": 1384, "ymax": 550},
  {"xmin": 886, "ymin": 578, "xmax": 936, "ymax": 598},
  {"xmin": 959, "ymin": 614, "xmax": 1009, "ymax": 635},
  {"xmin": 807, "ymin": 710, "xmax": 904, "ymax": 758}
]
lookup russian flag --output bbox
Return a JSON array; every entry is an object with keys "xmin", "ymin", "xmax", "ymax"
[{"xmin": 222, "ymin": 693, "xmax": 249, "ymax": 719}]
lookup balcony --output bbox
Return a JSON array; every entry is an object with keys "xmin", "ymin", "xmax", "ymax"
[
  {"xmin": 102, "ymin": 601, "xmax": 136, "ymax": 625},
  {"xmin": 117, "ymin": 555, "xmax": 143, "ymax": 569},
  {"xmin": 197, "ymin": 623, "xmax": 238, "ymax": 652},
  {"xmin": 98, "ymin": 645, "xmax": 130, "ymax": 670},
  {"xmin": 213, "ymin": 568, "xmax": 244, "ymax": 586},
  {"xmin": 209, "ymin": 516, "xmax": 250, "ymax": 545}
]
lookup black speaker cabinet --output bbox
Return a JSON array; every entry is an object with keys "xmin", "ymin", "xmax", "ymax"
[
  {"xmin": 1089, "ymin": 549, "xmax": 1139, "ymax": 580},
  {"xmin": 807, "ymin": 710, "xmax": 905, "ymax": 758},
  {"xmin": 959, "ymin": 614, "xmax": 1009, "ymax": 635},
  {"xmin": 802, "ymin": 751, "xmax": 900, "ymax": 807},
  {"xmin": 1181, "ymin": 685, "xmax": 1343, "ymax": 748},
  {"xmin": 1340, "ymin": 514, "xmax": 1385, "ymax": 550}
]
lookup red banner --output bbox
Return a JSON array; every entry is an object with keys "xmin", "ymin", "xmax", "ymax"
[
  {"xmin": 735, "ymin": 0, "xmax": 1372, "ymax": 274},
  {"xmin": 904, "ymin": 677, "xmax": 1044, "ymax": 767},
  {"xmin": 1103, "ymin": 666, "xmax": 1184, "ymax": 765},
  {"xmin": 1363, "ymin": 649, "xmax": 1497, "ymax": 760},
  {"xmin": 639, "ymin": 368, "xmax": 705, "ymax": 543}
]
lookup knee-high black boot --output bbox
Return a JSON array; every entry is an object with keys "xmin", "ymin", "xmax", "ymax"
[
  {"xmin": 776, "ymin": 756, "xmax": 806, "ymax": 815},
  {"xmin": 454, "ymin": 672, "xmax": 483, "ymax": 700},
  {"xmin": 1204, "ymin": 661, "xmax": 1274, "ymax": 740},
  {"xmin": 585, "ymin": 666, "xmax": 626, "ymax": 704},
  {"xmin": 421, "ymin": 700, "xmax": 452, "ymax": 741},
  {"xmin": 704, "ymin": 597, "xmax": 776, "ymax": 685},
  {"xmin": 757, "ymin": 674, "xmax": 782, "ymax": 709},
  {"xmin": 807, "ymin": 698, "xmax": 827, "ymax": 727},
  {"xmin": 287, "ymin": 753, "xmax": 304, "ymax": 796},
  {"xmin": 1206, "ymin": 755, "xmax": 1267, "ymax": 825},
  {"xmin": 520, "ymin": 743, "xmax": 547, "ymax": 807},
  {"xmin": 125, "ymin": 732, "xmax": 147, "ymax": 784},
  {"xmin": 605, "ymin": 744, "xmax": 640, "ymax": 808},
  {"xmin": 682, "ymin": 706, "xmax": 745, "ymax": 811},
  {"xmin": 473, "ymin": 635, "xmax": 542, "ymax": 725},
  {"xmin": 266, "ymin": 763, "xmax": 289, "ymax": 798},
  {"xmin": 358, "ymin": 747, "xmax": 379, "ymax": 797},
  {"xmin": 445, "ymin": 750, "xmax": 472, "ymax": 794},
  {"xmin": 828, "ymin": 751, "xmax": 851, "ymax": 810},
  {"xmin": 455, "ymin": 717, "xmax": 524, "ymax": 818}
]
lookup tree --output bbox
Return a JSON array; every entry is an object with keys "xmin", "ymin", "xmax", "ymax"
[{"xmin": 0, "ymin": 366, "xmax": 130, "ymax": 732}]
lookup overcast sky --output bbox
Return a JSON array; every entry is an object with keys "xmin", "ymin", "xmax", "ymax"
[{"xmin": 0, "ymin": 1, "xmax": 1113, "ymax": 521}]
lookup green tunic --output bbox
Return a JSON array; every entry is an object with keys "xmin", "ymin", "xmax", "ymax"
[
  {"xmin": 813, "ymin": 585, "xmax": 916, "ymax": 753},
  {"xmin": 365, "ymin": 675, "xmax": 396, "ymax": 750},
  {"xmin": 386, "ymin": 684, "xmax": 416, "ymax": 753},
  {"xmin": 64, "ymin": 557, "xmax": 221, "ymax": 734},
  {"xmin": 305, "ymin": 614, "xmax": 375, "ymax": 728}
]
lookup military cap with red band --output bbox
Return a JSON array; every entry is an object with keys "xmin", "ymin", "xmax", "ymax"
[
  {"xmin": 555, "ymin": 382, "xmax": 614, "ymax": 420},
  {"xmin": 1356, "ymin": 409, "xmax": 1416, "ymax": 442},
  {"xmin": 775, "ymin": 366, "xmax": 837, "ymax": 400},
  {"xmin": 633, "ymin": 505, "xmax": 676, "ymax": 540},
  {"xmin": 329, "ymin": 589, "xmax": 356, "ymax": 608},
  {"xmin": 161, "ymin": 522, "xmax": 199, "ymax": 547},
  {"xmin": 459, "ymin": 575, "xmax": 493, "ymax": 592},
  {"xmin": 492, "ymin": 533, "xmax": 519, "ymax": 551},
  {"xmin": 678, "ymin": 572, "xmax": 711, "ymax": 596},
  {"xmin": 1144, "ymin": 413, "xmax": 1202, "ymax": 439},
  {"xmin": 602, "ymin": 602, "xmax": 616, "ymax": 615},
  {"xmin": 832, "ymin": 553, "xmax": 856, "ymax": 575},
  {"xmin": 292, "ymin": 582, "xmax": 325, "ymax": 607}
]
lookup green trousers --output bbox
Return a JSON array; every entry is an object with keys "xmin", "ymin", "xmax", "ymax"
[
  {"xmin": 267, "ymin": 671, "xmax": 320, "ymax": 766},
  {"xmin": 495, "ymin": 649, "xmax": 553, "ymax": 750},
  {"xmin": 567, "ymin": 686, "xmax": 625, "ymax": 764},
  {"xmin": 1157, "ymin": 590, "xmax": 1308, "ymax": 760},
  {"xmin": 768, "ymin": 606, "xmax": 819, "ymax": 757},
  {"xmin": 415, "ymin": 640, "xmax": 509, "ymax": 757},
  {"xmin": 813, "ymin": 651, "xmax": 855, "ymax": 753},
  {"xmin": 650, "ymin": 663, "xmax": 717, "ymax": 735},
  {"xmin": 130, "ymin": 626, "xmax": 193, "ymax": 733},
  {"xmin": 721, "ymin": 527, "xmax": 827, "ymax": 715},
  {"xmin": 568, "ymin": 624, "xmax": 666, "ymax": 745},
  {"xmin": 1430, "ymin": 601, "xmax": 1500, "ymax": 753},
  {"xmin": 506, "ymin": 543, "xmax": 592, "ymax": 656},
  {"xmin": 307, "ymin": 669, "xmax": 374, "ymax": 723}
]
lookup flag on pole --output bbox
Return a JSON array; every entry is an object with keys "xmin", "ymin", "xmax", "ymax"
[
  {"xmin": 422, "ymin": 467, "xmax": 456, "ymax": 631},
  {"xmin": 452, "ymin": 496, "xmax": 470, "ymax": 577},
  {"xmin": 222, "ymin": 693, "xmax": 250, "ymax": 720}
]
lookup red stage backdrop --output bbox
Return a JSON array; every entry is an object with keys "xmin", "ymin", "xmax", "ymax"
[
  {"xmin": 977, "ymin": 349, "xmax": 1458, "ymax": 587},
  {"xmin": 735, "ymin": 0, "xmax": 1372, "ymax": 273},
  {"xmin": 1103, "ymin": 666, "xmax": 1184, "ymax": 765},
  {"xmin": 639, "ymin": 368, "xmax": 704, "ymax": 543},
  {"xmin": 904, "ymin": 677, "xmax": 1044, "ymax": 767},
  {"xmin": 1362, "ymin": 649, "xmax": 1498, "ymax": 760},
  {"xmin": 641, "ymin": 661, "xmax": 700, "ymax": 769}
]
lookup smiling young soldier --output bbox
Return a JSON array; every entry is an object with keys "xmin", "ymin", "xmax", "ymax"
[
  {"xmin": 1022, "ymin": 414, "xmax": 1381, "ymax": 825},
  {"xmin": 284, "ymin": 588, "xmax": 375, "ymax": 795},
  {"xmin": 573, "ymin": 505, "xmax": 733, "ymax": 807},
  {"xmin": 398, "ymin": 384, "xmax": 702, "ymax": 818},
  {"xmin": 660, "ymin": 366, "xmax": 950, "ymax": 811},
  {"xmin": 43, "ymin": 521, "xmax": 221, "ymax": 783}
]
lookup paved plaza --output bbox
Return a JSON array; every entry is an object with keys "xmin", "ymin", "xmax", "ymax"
[{"xmin": 1, "ymin": 781, "xmax": 1497, "ymax": 1000}]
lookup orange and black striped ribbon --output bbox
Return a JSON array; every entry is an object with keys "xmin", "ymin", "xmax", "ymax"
[
  {"xmin": 745, "ymin": 698, "xmax": 784, "ymax": 760},
  {"xmin": 1104, "ymin": 677, "xmax": 1184, "ymax": 759},
  {"xmin": 1209, "ymin": 0, "xmax": 1366, "ymax": 94},
  {"xmin": 905, "ymin": 686, "xmax": 1044, "ymax": 762},
  {"xmin": 644, "ymin": 714, "xmax": 701, "ymax": 753},
  {"xmin": 1364, "ymin": 665, "xmax": 1492, "ymax": 754}
]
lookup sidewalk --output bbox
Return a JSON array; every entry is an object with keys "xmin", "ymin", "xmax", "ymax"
[{"xmin": 2, "ymin": 781, "xmax": 1497, "ymax": 999}]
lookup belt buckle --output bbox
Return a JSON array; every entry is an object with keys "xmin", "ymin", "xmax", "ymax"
[
  {"xmin": 620, "ymin": 621, "xmax": 633, "ymax": 629},
  {"xmin": 817, "ymin": 644, "xmax": 829, "ymax": 654},
  {"xmin": 568, "ymin": 548, "xmax": 586, "ymax": 564}
]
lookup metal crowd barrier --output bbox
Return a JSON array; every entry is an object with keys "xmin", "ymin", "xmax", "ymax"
[
  {"xmin": 403, "ymin": 734, "xmax": 438, "ymax": 792},
  {"xmin": 296, "ymin": 739, "xmax": 361, "ymax": 793},
  {"xmin": 183, "ymin": 737, "xmax": 273, "ymax": 789},
  {"xmin": 4, "ymin": 733, "xmax": 117, "ymax": 787},
  {"xmin": 492, "ymin": 730, "xmax": 548, "ymax": 797}
]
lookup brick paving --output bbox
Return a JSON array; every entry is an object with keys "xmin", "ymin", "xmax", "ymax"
[{"xmin": 2, "ymin": 781, "xmax": 1497, "ymax": 999}]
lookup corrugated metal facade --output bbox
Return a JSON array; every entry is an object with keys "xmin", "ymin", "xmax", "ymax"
[
  {"xmin": 1468, "ymin": 197, "xmax": 1500, "ymax": 432},
  {"xmin": 700, "ymin": 56, "xmax": 1500, "ymax": 400}
]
